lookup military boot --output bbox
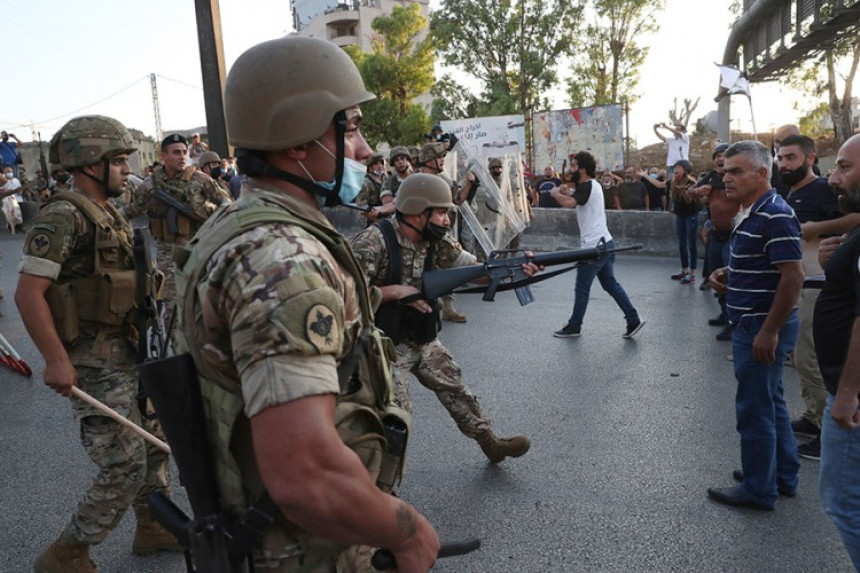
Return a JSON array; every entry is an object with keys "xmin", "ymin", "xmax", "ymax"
[
  {"xmin": 132, "ymin": 508, "xmax": 184, "ymax": 556},
  {"xmin": 33, "ymin": 539, "xmax": 97, "ymax": 573},
  {"xmin": 441, "ymin": 297, "xmax": 467, "ymax": 323},
  {"xmin": 477, "ymin": 433, "xmax": 531, "ymax": 463}
]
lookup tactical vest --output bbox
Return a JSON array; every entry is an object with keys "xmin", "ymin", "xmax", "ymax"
[
  {"xmin": 172, "ymin": 198, "xmax": 410, "ymax": 549},
  {"xmin": 149, "ymin": 166, "xmax": 199, "ymax": 240},
  {"xmin": 44, "ymin": 191, "xmax": 137, "ymax": 344}
]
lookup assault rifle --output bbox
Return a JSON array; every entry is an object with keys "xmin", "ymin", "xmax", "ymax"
[
  {"xmin": 132, "ymin": 225, "xmax": 169, "ymax": 363},
  {"xmin": 342, "ymin": 202, "xmax": 373, "ymax": 213},
  {"xmin": 38, "ymin": 132, "xmax": 50, "ymax": 191},
  {"xmin": 152, "ymin": 187, "xmax": 205, "ymax": 235},
  {"xmin": 421, "ymin": 239, "xmax": 643, "ymax": 305}
]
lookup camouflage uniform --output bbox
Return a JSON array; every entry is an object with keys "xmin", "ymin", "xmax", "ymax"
[
  {"xmin": 176, "ymin": 181, "xmax": 388, "ymax": 571},
  {"xmin": 379, "ymin": 172, "xmax": 407, "ymax": 202},
  {"xmin": 356, "ymin": 172, "xmax": 384, "ymax": 207},
  {"xmin": 124, "ymin": 164, "xmax": 232, "ymax": 302},
  {"xmin": 19, "ymin": 188, "xmax": 170, "ymax": 546},
  {"xmin": 350, "ymin": 219, "xmax": 494, "ymax": 437}
]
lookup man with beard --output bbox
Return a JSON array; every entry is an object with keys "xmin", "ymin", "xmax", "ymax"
[
  {"xmin": 351, "ymin": 173, "xmax": 533, "ymax": 463},
  {"xmin": 695, "ymin": 143, "xmax": 738, "ymax": 338},
  {"xmin": 535, "ymin": 165, "xmax": 562, "ymax": 208},
  {"xmin": 550, "ymin": 151, "xmax": 644, "ymax": 339},
  {"xmin": 17, "ymin": 116, "xmax": 180, "ymax": 571},
  {"xmin": 615, "ymin": 165, "xmax": 649, "ymax": 210},
  {"xmin": 813, "ymin": 134, "xmax": 860, "ymax": 569},
  {"xmin": 779, "ymin": 135, "xmax": 860, "ymax": 460}
]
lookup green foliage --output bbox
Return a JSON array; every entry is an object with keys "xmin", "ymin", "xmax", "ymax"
[
  {"xmin": 798, "ymin": 103, "xmax": 832, "ymax": 138},
  {"xmin": 566, "ymin": 0, "xmax": 664, "ymax": 108},
  {"xmin": 346, "ymin": 3, "xmax": 434, "ymax": 146},
  {"xmin": 430, "ymin": 74, "xmax": 479, "ymax": 121},
  {"xmin": 432, "ymin": 0, "xmax": 583, "ymax": 114}
]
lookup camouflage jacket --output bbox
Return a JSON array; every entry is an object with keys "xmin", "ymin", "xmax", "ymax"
[
  {"xmin": 356, "ymin": 173, "xmax": 384, "ymax": 207},
  {"xmin": 350, "ymin": 218, "xmax": 476, "ymax": 291},
  {"xmin": 379, "ymin": 173, "xmax": 407, "ymax": 201},
  {"xmin": 124, "ymin": 164, "xmax": 232, "ymax": 224}
]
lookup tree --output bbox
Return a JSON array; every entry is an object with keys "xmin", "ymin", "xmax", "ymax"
[
  {"xmin": 566, "ymin": 0, "xmax": 665, "ymax": 108},
  {"xmin": 784, "ymin": 37, "xmax": 860, "ymax": 147},
  {"xmin": 344, "ymin": 3, "xmax": 435, "ymax": 146},
  {"xmin": 430, "ymin": 74, "xmax": 479, "ymax": 121},
  {"xmin": 432, "ymin": 0, "xmax": 583, "ymax": 115},
  {"xmin": 668, "ymin": 97, "xmax": 700, "ymax": 128}
]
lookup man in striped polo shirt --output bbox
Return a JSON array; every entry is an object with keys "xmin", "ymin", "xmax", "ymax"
[{"xmin": 707, "ymin": 140, "xmax": 804, "ymax": 511}]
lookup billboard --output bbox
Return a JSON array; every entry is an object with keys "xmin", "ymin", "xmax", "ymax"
[
  {"xmin": 440, "ymin": 114, "xmax": 526, "ymax": 159},
  {"xmin": 532, "ymin": 104, "xmax": 624, "ymax": 174}
]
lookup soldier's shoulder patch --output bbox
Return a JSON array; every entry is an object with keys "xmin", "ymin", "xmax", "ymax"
[
  {"xmin": 305, "ymin": 303, "xmax": 339, "ymax": 354},
  {"xmin": 27, "ymin": 233, "xmax": 52, "ymax": 257}
]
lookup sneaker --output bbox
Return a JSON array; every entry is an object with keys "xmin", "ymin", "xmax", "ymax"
[
  {"xmin": 623, "ymin": 320, "xmax": 645, "ymax": 339},
  {"xmin": 699, "ymin": 279, "xmax": 711, "ymax": 291},
  {"xmin": 791, "ymin": 417, "xmax": 821, "ymax": 436},
  {"xmin": 716, "ymin": 325, "xmax": 733, "ymax": 341},
  {"xmin": 708, "ymin": 314, "xmax": 727, "ymax": 327},
  {"xmin": 553, "ymin": 325, "xmax": 581, "ymax": 338},
  {"xmin": 670, "ymin": 272, "xmax": 685, "ymax": 280},
  {"xmin": 680, "ymin": 274, "xmax": 696, "ymax": 284},
  {"xmin": 798, "ymin": 436, "xmax": 821, "ymax": 461}
]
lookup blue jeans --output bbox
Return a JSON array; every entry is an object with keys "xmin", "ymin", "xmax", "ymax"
[
  {"xmin": 820, "ymin": 394, "xmax": 860, "ymax": 569},
  {"xmin": 565, "ymin": 239, "xmax": 639, "ymax": 328},
  {"xmin": 732, "ymin": 312, "xmax": 800, "ymax": 508},
  {"xmin": 675, "ymin": 215, "xmax": 698, "ymax": 271},
  {"xmin": 707, "ymin": 234, "xmax": 731, "ymax": 316}
]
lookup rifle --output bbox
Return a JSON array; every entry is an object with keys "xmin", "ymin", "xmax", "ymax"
[
  {"xmin": 152, "ymin": 187, "xmax": 205, "ymax": 235},
  {"xmin": 141, "ymin": 353, "xmax": 260, "ymax": 572},
  {"xmin": 38, "ymin": 132, "xmax": 50, "ymax": 191},
  {"xmin": 132, "ymin": 225, "xmax": 169, "ymax": 363},
  {"xmin": 342, "ymin": 202, "xmax": 373, "ymax": 213},
  {"xmin": 421, "ymin": 239, "xmax": 643, "ymax": 306},
  {"xmin": 372, "ymin": 538, "xmax": 481, "ymax": 570}
]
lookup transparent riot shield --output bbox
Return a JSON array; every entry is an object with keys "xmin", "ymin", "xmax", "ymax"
[{"xmin": 444, "ymin": 142, "xmax": 526, "ymax": 259}]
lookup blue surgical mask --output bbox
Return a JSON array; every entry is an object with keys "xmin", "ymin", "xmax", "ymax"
[{"xmin": 300, "ymin": 140, "xmax": 368, "ymax": 206}]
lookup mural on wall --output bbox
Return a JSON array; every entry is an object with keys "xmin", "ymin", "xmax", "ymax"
[{"xmin": 532, "ymin": 104, "xmax": 624, "ymax": 175}]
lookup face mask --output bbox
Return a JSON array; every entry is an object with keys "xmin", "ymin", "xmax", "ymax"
[
  {"xmin": 422, "ymin": 220, "xmax": 448, "ymax": 243},
  {"xmin": 649, "ymin": 173, "xmax": 658, "ymax": 179},
  {"xmin": 779, "ymin": 163, "xmax": 808, "ymax": 187},
  {"xmin": 56, "ymin": 173, "xmax": 71, "ymax": 184},
  {"xmin": 211, "ymin": 167, "xmax": 224, "ymax": 179},
  {"xmin": 302, "ymin": 140, "xmax": 368, "ymax": 205}
]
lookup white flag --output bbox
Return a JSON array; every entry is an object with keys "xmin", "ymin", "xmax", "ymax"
[{"xmin": 716, "ymin": 64, "xmax": 751, "ymax": 97}]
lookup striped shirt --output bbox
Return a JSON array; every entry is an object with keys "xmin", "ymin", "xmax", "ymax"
[{"xmin": 726, "ymin": 189, "xmax": 801, "ymax": 323}]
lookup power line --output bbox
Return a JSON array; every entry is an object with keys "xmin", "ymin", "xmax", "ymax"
[
  {"xmin": 35, "ymin": 75, "xmax": 150, "ymax": 125},
  {"xmin": 156, "ymin": 74, "xmax": 203, "ymax": 91}
]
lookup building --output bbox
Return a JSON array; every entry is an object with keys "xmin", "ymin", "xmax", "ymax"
[{"xmin": 292, "ymin": 0, "xmax": 430, "ymax": 52}]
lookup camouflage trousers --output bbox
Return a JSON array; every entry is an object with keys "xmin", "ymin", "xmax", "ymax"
[
  {"xmin": 61, "ymin": 366, "xmax": 170, "ymax": 545},
  {"xmin": 392, "ymin": 339, "xmax": 491, "ymax": 439},
  {"xmin": 252, "ymin": 538, "xmax": 376, "ymax": 572}
]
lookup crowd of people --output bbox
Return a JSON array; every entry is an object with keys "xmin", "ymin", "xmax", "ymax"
[{"xmin": 4, "ymin": 34, "xmax": 860, "ymax": 573}]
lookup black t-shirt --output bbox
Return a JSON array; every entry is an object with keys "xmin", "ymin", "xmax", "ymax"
[
  {"xmin": 641, "ymin": 177, "xmax": 665, "ymax": 208},
  {"xmin": 616, "ymin": 180, "xmax": 647, "ymax": 209},
  {"xmin": 813, "ymin": 225, "xmax": 860, "ymax": 395},
  {"xmin": 696, "ymin": 170, "xmax": 726, "ymax": 190},
  {"xmin": 537, "ymin": 177, "xmax": 561, "ymax": 208},
  {"xmin": 785, "ymin": 177, "xmax": 840, "ymax": 225},
  {"xmin": 572, "ymin": 181, "xmax": 592, "ymax": 206}
]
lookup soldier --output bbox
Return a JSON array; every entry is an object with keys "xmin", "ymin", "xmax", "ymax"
[
  {"xmin": 416, "ymin": 142, "xmax": 475, "ymax": 322},
  {"xmin": 197, "ymin": 150, "xmax": 231, "ymax": 193},
  {"xmin": 123, "ymin": 133, "xmax": 232, "ymax": 302},
  {"xmin": 16, "ymin": 115, "xmax": 180, "ymax": 572},
  {"xmin": 173, "ymin": 36, "xmax": 439, "ymax": 571},
  {"xmin": 368, "ymin": 145, "xmax": 413, "ymax": 223},
  {"xmin": 351, "ymin": 173, "xmax": 533, "ymax": 463},
  {"xmin": 357, "ymin": 152, "xmax": 386, "ymax": 207}
]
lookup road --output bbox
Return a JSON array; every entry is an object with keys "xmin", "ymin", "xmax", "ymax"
[{"xmin": 0, "ymin": 229, "xmax": 851, "ymax": 572}]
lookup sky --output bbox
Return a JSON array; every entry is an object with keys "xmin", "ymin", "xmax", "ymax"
[{"xmin": 2, "ymin": 0, "xmax": 819, "ymax": 151}]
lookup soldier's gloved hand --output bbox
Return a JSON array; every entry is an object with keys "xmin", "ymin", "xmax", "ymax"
[
  {"xmin": 396, "ymin": 285, "xmax": 433, "ymax": 314},
  {"xmin": 44, "ymin": 358, "xmax": 78, "ymax": 397}
]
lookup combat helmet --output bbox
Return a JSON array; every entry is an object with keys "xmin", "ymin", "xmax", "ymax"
[
  {"xmin": 367, "ymin": 153, "xmax": 385, "ymax": 167},
  {"xmin": 389, "ymin": 146, "xmax": 410, "ymax": 163},
  {"xmin": 488, "ymin": 157, "xmax": 503, "ymax": 169},
  {"xmin": 49, "ymin": 115, "xmax": 136, "ymax": 169},
  {"xmin": 198, "ymin": 151, "xmax": 222, "ymax": 166},
  {"xmin": 394, "ymin": 173, "xmax": 454, "ymax": 215},
  {"xmin": 419, "ymin": 142, "xmax": 446, "ymax": 164},
  {"xmin": 224, "ymin": 36, "xmax": 375, "ymax": 150}
]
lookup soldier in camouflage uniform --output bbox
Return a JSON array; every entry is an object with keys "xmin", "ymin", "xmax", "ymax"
[
  {"xmin": 350, "ymin": 173, "xmax": 532, "ymax": 463},
  {"xmin": 16, "ymin": 115, "xmax": 180, "ymax": 573},
  {"xmin": 123, "ymin": 133, "xmax": 232, "ymax": 303},
  {"xmin": 416, "ymin": 142, "xmax": 475, "ymax": 322},
  {"xmin": 173, "ymin": 37, "xmax": 438, "ymax": 571},
  {"xmin": 356, "ymin": 152, "xmax": 385, "ymax": 207}
]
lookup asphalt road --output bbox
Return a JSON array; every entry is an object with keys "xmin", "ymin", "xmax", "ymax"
[{"xmin": 0, "ymin": 228, "xmax": 852, "ymax": 572}]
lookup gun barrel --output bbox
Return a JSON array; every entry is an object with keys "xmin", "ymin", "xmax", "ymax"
[{"xmin": 531, "ymin": 243, "xmax": 643, "ymax": 266}]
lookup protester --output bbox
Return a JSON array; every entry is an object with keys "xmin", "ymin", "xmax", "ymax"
[
  {"xmin": 707, "ymin": 140, "xmax": 803, "ymax": 511},
  {"xmin": 669, "ymin": 160, "xmax": 700, "ymax": 284}
]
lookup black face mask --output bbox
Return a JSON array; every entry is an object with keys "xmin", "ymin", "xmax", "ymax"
[
  {"xmin": 211, "ymin": 167, "xmax": 224, "ymax": 179},
  {"xmin": 422, "ymin": 221, "xmax": 448, "ymax": 243},
  {"xmin": 780, "ymin": 163, "xmax": 808, "ymax": 187},
  {"xmin": 56, "ymin": 173, "xmax": 71, "ymax": 184}
]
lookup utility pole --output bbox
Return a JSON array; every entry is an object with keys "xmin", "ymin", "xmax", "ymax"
[
  {"xmin": 150, "ymin": 74, "xmax": 164, "ymax": 145},
  {"xmin": 194, "ymin": 0, "xmax": 229, "ymax": 158}
]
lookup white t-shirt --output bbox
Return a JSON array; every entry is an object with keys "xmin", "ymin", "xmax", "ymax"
[
  {"xmin": 666, "ymin": 133, "xmax": 690, "ymax": 167},
  {"xmin": 575, "ymin": 179, "xmax": 612, "ymax": 248}
]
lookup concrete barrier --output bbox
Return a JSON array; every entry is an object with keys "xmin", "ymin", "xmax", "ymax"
[{"xmin": 325, "ymin": 206, "xmax": 681, "ymax": 257}]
